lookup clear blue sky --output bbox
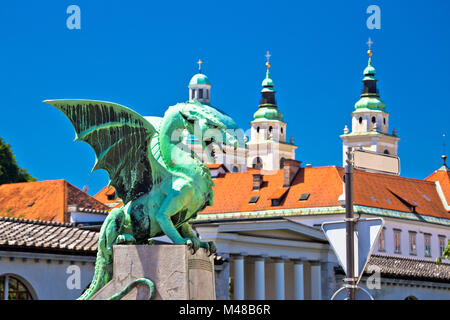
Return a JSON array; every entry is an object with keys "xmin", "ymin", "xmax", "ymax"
[{"xmin": 1, "ymin": 0, "xmax": 449, "ymax": 195}]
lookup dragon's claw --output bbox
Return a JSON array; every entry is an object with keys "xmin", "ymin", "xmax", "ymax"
[
  {"xmin": 116, "ymin": 234, "xmax": 136, "ymax": 245},
  {"xmin": 207, "ymin": 241, "xmax": 217, "ymax": 256}
]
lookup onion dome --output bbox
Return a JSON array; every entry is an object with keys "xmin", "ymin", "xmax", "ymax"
[
  {"xmin": 253, "ymin": 58, "xmax": 283, "ymax": 122},
  {"xmin": 354, "ymin": 50, "xmax": 386, "ymax": 111}
]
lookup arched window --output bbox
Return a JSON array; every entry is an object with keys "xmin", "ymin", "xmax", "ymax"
[
  {"xmin": 0, "ymin": 275, "xmax": 34, "ymax": 300},
  {"xmin": 280, "ymin": 157, "xmax": 286, "ymax": 169},
  {"xmin": 252, "ymin": 157, "xmax": 263, "ymax": 170},
  {"xmin": 359, "ymin": 117, "xmax": 363, "ymax": 124},
  {"xmin": 383, "ymin": 149, "xmax": 390, "ymax": 155},
  {"xmin": 232, "ymin": 166, "xmax": 239, "ymax": 172},
  {"xmin": 281, "ymin": 127, "xmax": 284, "ymax": 134},
  {"xmin": 269, "ymin": 126, "xmax": 273, "ymax": 133},
  {"xmin": 256, "ymin": 127, "xmax": 260, "ymax": 133},
  {"xmin": 371, "ymin": 116, "xmax": 376, "ymax": 124},
  {"xmin": 383, "ymin": 118, "xmax": 386, "ymax": 125}
]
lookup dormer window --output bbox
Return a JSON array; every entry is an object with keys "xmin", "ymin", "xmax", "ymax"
[{"xmin": 107, "ymin": 194, "xmax": 116, "ymax": 201}]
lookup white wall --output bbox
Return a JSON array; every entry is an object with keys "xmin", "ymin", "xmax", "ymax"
[
  {"xmin": 289, "ymin": 214, "xmax": 450, "ymax": 261},
  {"xmin": 0, "ymin": 251, "xmax": 95, "ymax": 300}
]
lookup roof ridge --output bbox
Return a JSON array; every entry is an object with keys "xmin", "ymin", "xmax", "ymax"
[
  {"xmin": 0, "ymin": 216, "xmax": 75, "ymax": 228},
  {"xmin": 371, "ymin": 253, "xmax": 450, "ymax": 265},
  {"xmin": 0, "ymin": 179, "xmax": 66, "ymax": 188},
  {"xmin": 354, "ymin": 168, "xmax": 436, "ymax": 184}
]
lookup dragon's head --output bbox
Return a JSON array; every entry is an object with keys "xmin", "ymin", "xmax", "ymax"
[{"xmin": 178, "ymin": 102, "xmax": 240, "ymax": 162}]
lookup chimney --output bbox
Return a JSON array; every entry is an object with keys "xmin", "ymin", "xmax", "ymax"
[
  {"xmin": 252, "ymin": 173, "xmax": 263, "ymax": 190},
  {"xmin": 283, "ymin": 159, "xmax": 301, "ymax": 187}
]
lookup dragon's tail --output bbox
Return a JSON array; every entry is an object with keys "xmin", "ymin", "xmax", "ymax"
[
  {"xmin": 108, "ymin": 278, "xmax": 154, "ymax": 300},
  {"xmin": 77, "ymin": 207, "xmax": 126, "ymax": 300},
  {"xmin": 77, "ymin": 255, "xmax": 112, "ymax": 300}
]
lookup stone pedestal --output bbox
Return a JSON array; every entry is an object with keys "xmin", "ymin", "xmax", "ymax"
[{"xmin": 91, "ymin": 245, "xmax": 216, "ymax": 300}]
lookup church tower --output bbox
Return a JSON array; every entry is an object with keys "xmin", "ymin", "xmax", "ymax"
[
  {"xmin": 188, "ymin": 59, "xmax": 211, "ymax": 105},
  {"xmin": 341, "ymin": 40, "xmax": 400, "ymax": 167},
  {"xmin": 186, "ymin": 60, "xmax": 248, "ymax": 172},
  {"xmin": 247, "ymin": 52, "xmax": 297, "ymax": 171}
]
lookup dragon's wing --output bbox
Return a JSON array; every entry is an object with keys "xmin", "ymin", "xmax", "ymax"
[
  {"xmin": 45, "ymin": 99, "xmax": 168, "ymax": 203},
  {"xmin": 144, "ymin": 116, "xmax": 167, "ymax": 168}
]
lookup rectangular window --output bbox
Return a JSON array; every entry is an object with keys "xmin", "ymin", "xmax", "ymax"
[
  {"xmin": 409, "ymin": 231, "xmax": 417, "ymax": 255},
  {"xmin": 198, "ymin": 89, "xmax": 203, "ymax": 99},
  {"xmin": 424, "ymin": 234, "xmax": 432, "ymax": 257},
  {"xmin": 394, "ymin": 229, "xmax": 401, "ymax": 254},
  {"xmin": 191, "ymin": 89, "xmax": 195, "ymax": 99},
  {"xmin": 439, "ymin": 235, "xmax": 446, "ymax": 256},
  {"xmin": 249, "ymin": 196, "xmax": 259, "ymax": 204},
  {"xmin": 378, "ymin": 228, "xmax": 385, "ymax": 252}
]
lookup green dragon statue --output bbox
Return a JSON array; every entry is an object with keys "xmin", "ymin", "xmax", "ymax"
[{"xmin": 44, "ymin": 99, "xmax": 238, "ymax": 300}]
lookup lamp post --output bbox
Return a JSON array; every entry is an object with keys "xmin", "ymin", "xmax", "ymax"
[{"xmin": 344, "ymin": 147, "xmax": 356, "ymax": 300}]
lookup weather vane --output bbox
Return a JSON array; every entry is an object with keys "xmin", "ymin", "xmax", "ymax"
[
  {"xmin": 265, "ymin": 51, "xmax": 271, "ymax": 69},
  {"xmin": 197, "ymin": 59, "xmax": 203, "ymax": 73},
  {"xmin": 366, "ymin": 37, "xmax": 373, "ymax": 57}
]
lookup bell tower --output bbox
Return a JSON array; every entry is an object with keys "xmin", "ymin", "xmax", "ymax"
[
  {"xmin": 341, "ymin": 39, "xmax": 400, "ymax": 167},
  {"xmin": 247, "ymin": 52, "xmax": 297, "ymax": 171}
]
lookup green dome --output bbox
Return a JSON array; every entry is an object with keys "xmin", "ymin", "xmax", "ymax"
[
  {"xmin": 364, "ymin": 58, "xmax": 376, "ymax": 75},
  {"xmin": 189, "ymin": 73, "xmax": 211, "ymax": 86},
  {"xmin": 355, "ymin": 96, "xmax": 385, "ymax": 111},
  {"xmin": 262, "ymin": 77, "xmax": 274, "ymax": 87},
  {"xmin": 262, "ymin": 69, "xmax": 274, "ymax": 87},
  {"xmin": 253, "ymin": 106, "xmax": 283, "ymax": 121}
]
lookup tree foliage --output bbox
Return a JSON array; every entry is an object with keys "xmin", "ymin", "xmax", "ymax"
[
  {"xmin": 0, "ymin": 137, "xmax": 36, "ymax": 185},
  {"xmin": 437, "ymin": 240, "xmax": 450, "ymax": 265}
]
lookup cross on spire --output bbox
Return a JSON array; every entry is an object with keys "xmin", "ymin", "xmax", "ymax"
[
  {"xmin": 265, "ymin": 51, "xmax": 271, "ymax": 69},
  {"xmin": 366, "ymin": 37, "xmax": 373, "ymax": 50},
  {"xmin": 366, "ymin": 37, "xmax": 373, "ymax": 57},
  {"xmin": 197, "ymin": 59, "xmax": 203, "ymax": 73}
]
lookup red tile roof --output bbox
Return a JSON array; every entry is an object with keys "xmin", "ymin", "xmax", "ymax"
[
  {"xmin": 93, "ymin": 186, "xmax": 123, "ymax": 208},
  {"xmin": 0, "ymin": 180, "xmax": 110, "ymax": 223},
  {"xmin": 200, "ymin": 166, "xmax": 450, "ymax": 220},
  {"xmin": 92, "ymin": 166, "xmax": 450, "ymax": 221},
  {"xmin": 425, "ymin": 170, "xmax": 450, "ymax": 209}
]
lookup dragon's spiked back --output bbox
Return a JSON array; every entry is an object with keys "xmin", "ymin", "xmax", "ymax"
[{"xmin": 44, "ymin": 99, "xmax": 167, "ymax": 203}]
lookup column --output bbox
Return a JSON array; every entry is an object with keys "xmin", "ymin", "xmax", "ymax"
[
  {"xmin": 292, "ymin": 259, "xmax": 304, "ymax": 300},
  {"xmin": 310, "ymin": 261, "xmax": 322, "ymax": 300},
  {"xmin": 273, "ymin": 257, "xmax": 285, "ymax": 300},
  {"xmin": 254, "ymin": 255, "xmax": 266, "ymax": 300},
  {"xmin": 232, "ymin": 253, "xmax": 246, "ymax": 300}
]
